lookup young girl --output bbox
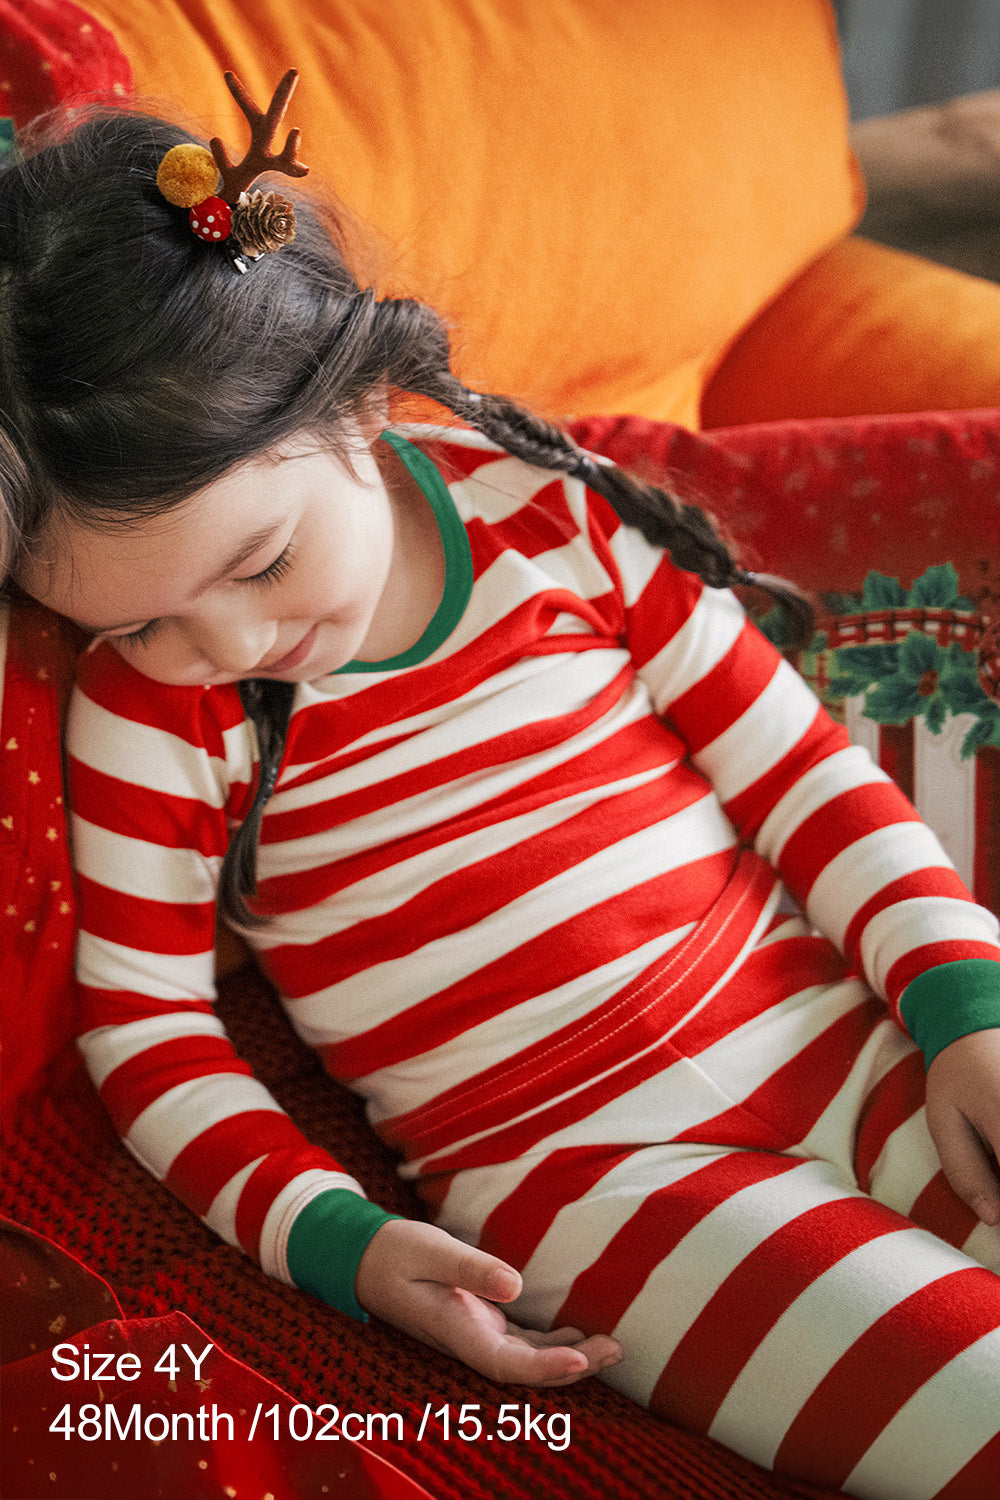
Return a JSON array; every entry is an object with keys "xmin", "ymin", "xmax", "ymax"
[{"xmin": 5, "ymin": 85, "xmax": 1000, "ymax": 1499}]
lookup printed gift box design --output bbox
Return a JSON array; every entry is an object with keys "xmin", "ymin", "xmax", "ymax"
[{"xmin": 793, "ymin": 564, "xmax": 1000, "ymax": 916}]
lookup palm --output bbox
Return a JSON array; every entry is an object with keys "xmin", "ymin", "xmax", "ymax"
[{"xmin": 356, "ymin": 1218, "xmax": 621, "ymax": 1386}]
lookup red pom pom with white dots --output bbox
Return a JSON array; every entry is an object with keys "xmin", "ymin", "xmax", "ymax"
[{"xmin": 188, "ymin": 196, "xmax": 233, "ymax": 242}]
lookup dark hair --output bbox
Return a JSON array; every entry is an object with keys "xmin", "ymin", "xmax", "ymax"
[{"xmin": 0, "ymin": 105, "xmax": 812, "ymax": 928}]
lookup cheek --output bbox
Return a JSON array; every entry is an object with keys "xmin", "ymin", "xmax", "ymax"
[
  {"xmin": 101, "ymin": 638, "xmax": 173, "ymax": 682},
  {"xmin": 306, "ymin": 521, "xmax": 390, "ymax": 612},
  {"xmin": 101, "ymin": 631, "xmax": 202, "ymax": 687}
]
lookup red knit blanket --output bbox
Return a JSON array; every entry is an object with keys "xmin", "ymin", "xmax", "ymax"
[
  {"xmin": 5, "ymin": 405, "xmax": 999, "ymax": 1498},
  {"xmin": 1, "ymin": 964, "xmax": 831, "ymax": 1500}
]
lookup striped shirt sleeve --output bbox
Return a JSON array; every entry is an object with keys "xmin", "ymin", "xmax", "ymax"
[
  {"xmin": 67, "ymin": 646, "xmax": 393, "ymax": 1317},
  {"xmin": 597, "ymin": 497, "xmax": 1000, "ymax": 1047}
]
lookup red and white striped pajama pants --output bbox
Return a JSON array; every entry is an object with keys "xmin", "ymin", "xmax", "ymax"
[{"xmin": 388, "ymin": 855, "xmax": 1000, "ymax": 1499}]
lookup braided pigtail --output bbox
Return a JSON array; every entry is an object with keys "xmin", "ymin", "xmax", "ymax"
[
  {"xmin": 564, "ymin": 451, "xmax": 816, "ymax": 650},
  {"xmin": 373, "ymin": 297, "xmax": 814, "ymax": 650},
  {"xmin": 216, "ymin": 289, "xmax": 813, "ymax": 930},
  {"xmin": 217, "ymin": 679, "xmax": 296, "ymax": 927}
]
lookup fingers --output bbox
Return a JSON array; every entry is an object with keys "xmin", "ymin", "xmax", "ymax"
[
  {"xmin": 474, "ymin": 1318, "xmax": 621, "ymax": 1387},
  {"xmin": 930, "ymin": 1104, "xmax": 1000, "ymax": 1225},
  {"xmin": 448, "ymin": 1242, "xmax": 522, "ymax": 1304},
  {"xmin": 523, "ymin": 1324, "xmax": 594, "ymax": 1348},
  {"xmin": 502, "ymin": 1330, "xmax": 623, "ymax": 1388},
  {"xmin": 489, "ymin": 1338, "xmax": 587, "ymax": 1385},
  {"xmin": 408, "ymin": 1225, "xmax": 522, "ymax": 1303},
  {"xmin": 470, "ymin": 1309, "xmax": 623, "ymax": 1386},
  {"xmin": 513, "ymin": 1324, "xmax": 623, "ymax": 1362},
  {"xmin": 356, "ymin": 1218, "xmax": 523, "ymax": 1329},
  {"xmin": 926, "ymin": 1032, "xmax": 1000, "ymax": 1226},
  {"xmin": 354, "ymin": 1218, "xmax": 624, "ymax": 1388},
  {"xmin": 384, "ymin": 1286, "xmax": 623, "ymax": 1387},
  {"xmin": 490, "ymin": 1343, "xmax": 589, "ymax": 1386}
]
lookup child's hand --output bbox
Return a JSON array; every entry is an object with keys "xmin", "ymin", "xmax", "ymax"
[
  {"xmin": 926, "ymin": 1028, "xmax": 1000, "ymax": 1226},
  {"xmin": 355, "ymin": 1218, "xmax": 622, "ymax": 1386}
]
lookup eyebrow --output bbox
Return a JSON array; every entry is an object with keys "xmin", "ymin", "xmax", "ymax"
[{"xmin": 84, "ymin": 518, "xmax": 287, "ymax": 634}]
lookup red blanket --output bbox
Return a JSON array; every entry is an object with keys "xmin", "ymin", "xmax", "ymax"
[{"xmin": 4, "ymin": 408, "xmax": 999, "ymax": 1499}]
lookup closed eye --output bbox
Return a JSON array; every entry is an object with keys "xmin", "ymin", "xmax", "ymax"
[
  {"xmin": 104, "ymin": 543, "xmax": 294, "ymax": 648},
  {"xmin": 115, "ymin": 620, "xmax": 161, "ymax": 648},
  {"xmin": 241, "ymin": 543, "xmax": 294, "ymax": 586}
]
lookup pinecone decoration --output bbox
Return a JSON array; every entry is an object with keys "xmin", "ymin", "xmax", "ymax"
[{"xmin": 231, "ymin": 190, "xmax": 297, "ymax": 255}]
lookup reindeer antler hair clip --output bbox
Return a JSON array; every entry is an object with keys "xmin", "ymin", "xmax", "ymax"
[{"xmin": 156, "ymin": 68, "xmax": 309, "ymax": 273}]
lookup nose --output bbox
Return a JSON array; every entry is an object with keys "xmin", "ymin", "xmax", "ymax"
[{"xmin": 186, "ymin": 610, "xmax": 277, "ymax": 676}]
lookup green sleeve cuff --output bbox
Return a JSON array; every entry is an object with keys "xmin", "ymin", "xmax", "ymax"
[
  {"xmin": 900, "ymin": 959, "xmax": 1000, "ymax": 1067},
  {"xmin": 286, "ymin": 1189, "xmax": 400, "ymax": 1321}
]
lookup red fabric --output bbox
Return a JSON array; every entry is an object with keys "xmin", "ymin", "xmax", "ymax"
[
  {"xmin": 5, "ymin": 405, "xmax": 997, "ymax": 1499},
  {"xmin": 1, "ymin": 1220, "xmax": 431, "ymax": 1500},
  {"xmin": 0, "ymin": 601, "xmax": 84, "ymax": 1127},
  {"xmin": 570, "ymin": 408, "xmax": 1000, "ymax": 600},
  {"xmin": 0, "ymin": 982, "xmax": 833, "ymax": 1500},
  {"xmin": 977, "ymin": 750, "xmax": 1000, "ymax": 911},
  {"xmin": 0, "ymin": 0, "xmax": 131, "ymax": 128}
]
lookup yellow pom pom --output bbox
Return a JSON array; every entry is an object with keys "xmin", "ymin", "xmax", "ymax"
[{"xmin": 156, "ymin": 144, "xmax": 221, "ymax": 208}]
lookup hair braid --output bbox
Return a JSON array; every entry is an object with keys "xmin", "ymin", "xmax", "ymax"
[
  {"xmin": 217, "ymin": 679, "xmax": 297, "ymax": 928},
  {"xmin": 210, "ymin": 293, "xmax": 815, "ymax": 927},
  {"xmin": 217, "ymin": 293, "xmax": 815, "ymax": 927},
  {"xmin": 373, "ymin": 297, "xmax": 814, "ymax": 649}
]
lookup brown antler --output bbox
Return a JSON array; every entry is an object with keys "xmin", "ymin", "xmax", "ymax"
[{"xmin": 210, "ymin": 68, "xmax": 309, "ymax": 203}]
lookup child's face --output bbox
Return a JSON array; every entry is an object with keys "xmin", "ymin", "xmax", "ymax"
[{"xmin": 21, "ymin": 434, "xmax": 399, "ymax": 686}]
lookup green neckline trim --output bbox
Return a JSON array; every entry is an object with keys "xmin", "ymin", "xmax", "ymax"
[{"xmin": 334, "ymin": 430, "xmax": 473, "ymax": 674}]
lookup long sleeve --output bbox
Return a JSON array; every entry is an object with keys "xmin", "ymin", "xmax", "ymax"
[
  {"xmin": 600, "ymin": 500, "xmax": 1000, "ymax": 1050},
  {"xmin": 65, "ymin": 444, "xmax": 1000, "ymax": 1316},
  {"xmin": 67, "ymin": 645, "xmax": 393, "ymax": 1317}
]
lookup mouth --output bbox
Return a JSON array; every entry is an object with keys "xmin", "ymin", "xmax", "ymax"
[{"xmin": 260, "ymin": 625, "xmax": 318, "ymax": 674}]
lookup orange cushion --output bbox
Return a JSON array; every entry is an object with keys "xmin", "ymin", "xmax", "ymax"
[
  {"xmin": 84, "ymin": 0, "xmax": 861, "ymax": 428},
  {"xmin": 703, "ymin": 235, "xmax": 1000, "ymax": 426}
]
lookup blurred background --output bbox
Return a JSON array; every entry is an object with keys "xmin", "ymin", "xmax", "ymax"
[
  {"xmin": 834, "ymin": 0, "xmax": 1000, "ymax": 118},
  {"xmin": 832, "ymin": 0, "xmax": 1000, "ymax": 281}
]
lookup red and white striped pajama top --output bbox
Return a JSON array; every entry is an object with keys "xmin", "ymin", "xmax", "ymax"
[{"xmin": 68, "ymin": 428, "xmax": 1000, "ymax": 1498}]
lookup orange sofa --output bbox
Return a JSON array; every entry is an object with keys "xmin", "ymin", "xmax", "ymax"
[
  {"xmin": 9, "ymin": 0, "xmax": 1000, "ymax": 430},
  {"xmin": 2, "ymin": 4, "xmax": 999, "ymax": 1499}
]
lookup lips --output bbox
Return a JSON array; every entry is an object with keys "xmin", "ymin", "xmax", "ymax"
[{"xmin": 260, "ymin": 625, "xmax": 318, "ymax": 674}]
